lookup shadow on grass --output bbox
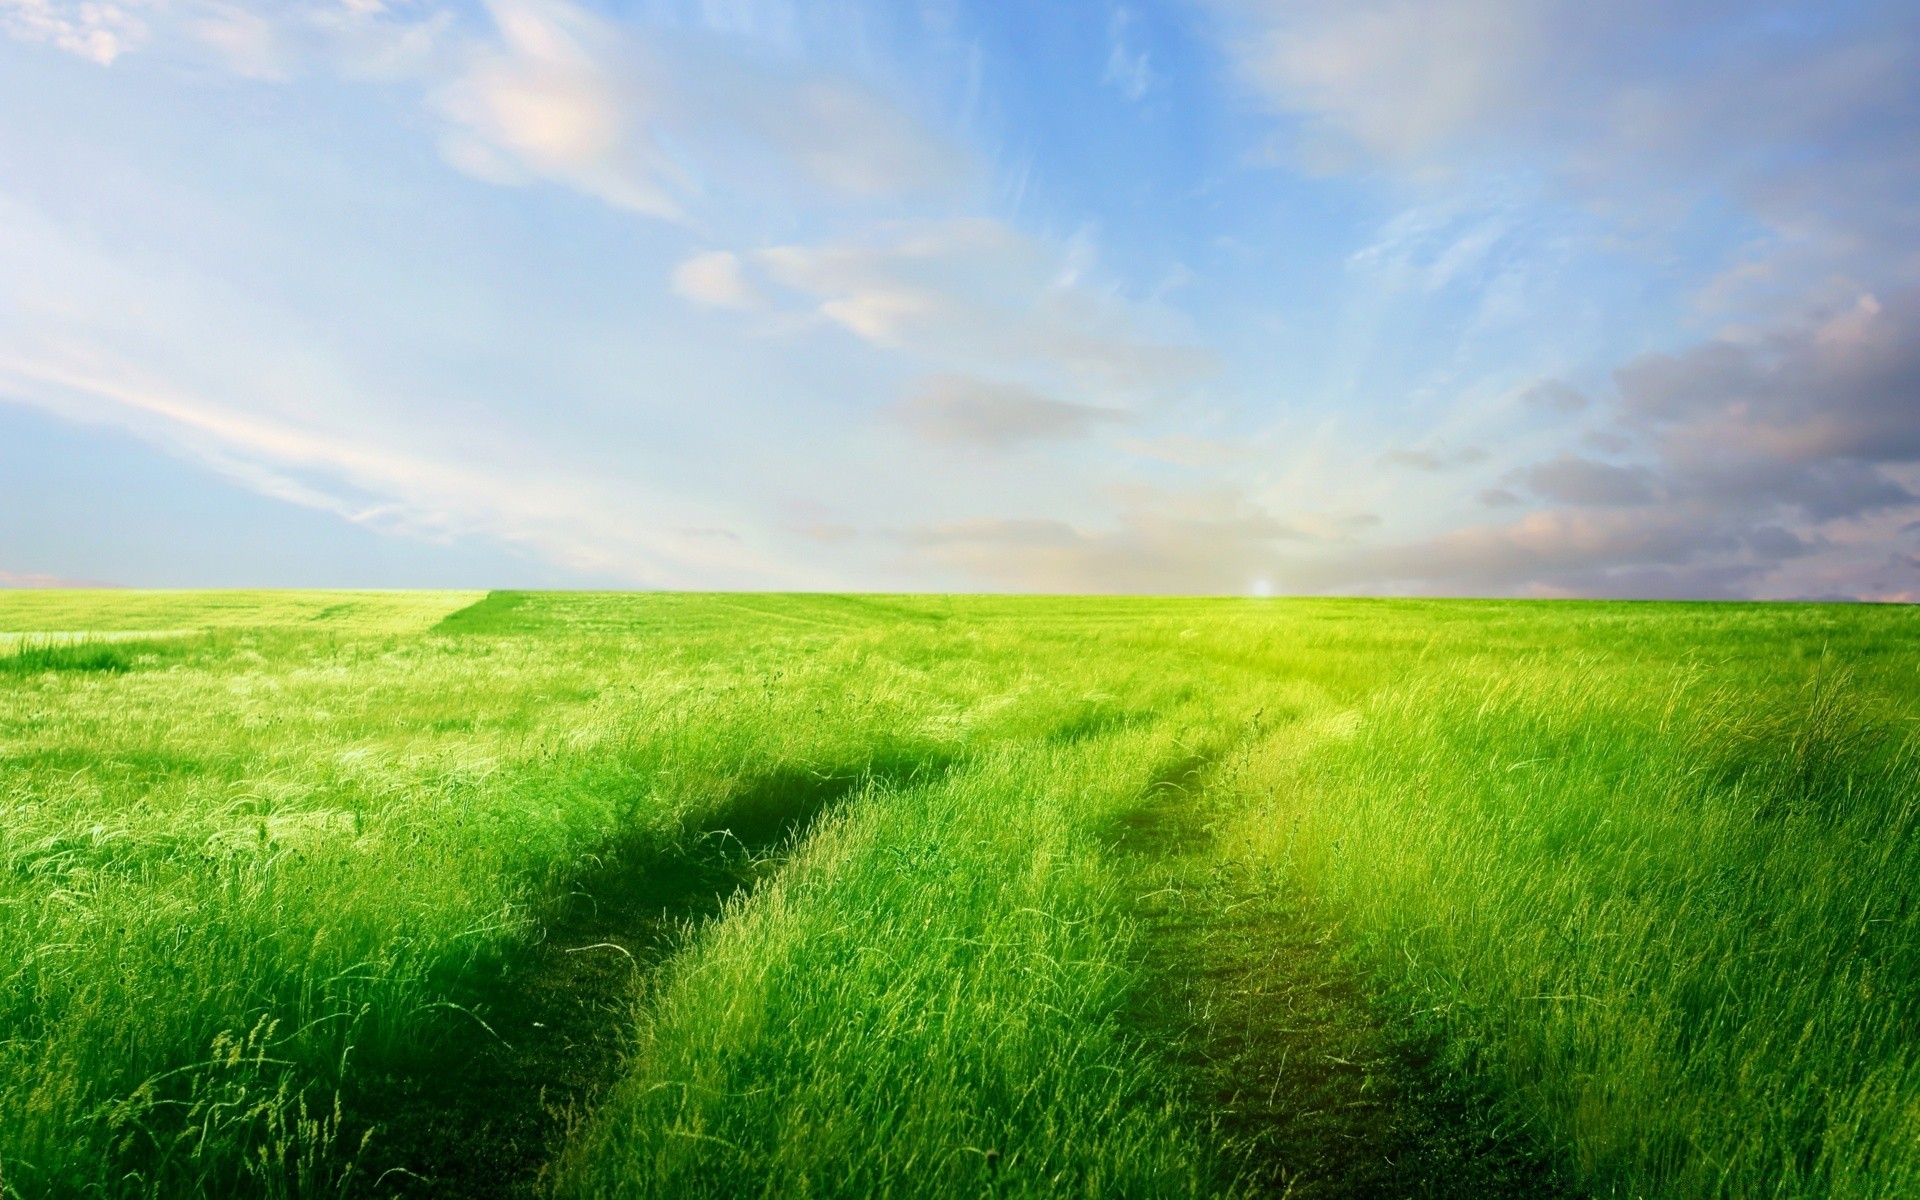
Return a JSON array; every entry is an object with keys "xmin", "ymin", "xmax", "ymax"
[
  {"xmin": 349, "ymin": 752, "xmax": 948, "ymax": 1199},
  {"xmin": 1112, "ymin": 770, "xmax": 1582, "ymax": 1200}
]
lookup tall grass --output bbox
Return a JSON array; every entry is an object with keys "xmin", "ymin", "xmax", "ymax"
[
  {"xmin": 3, "ymin": 592, "xmax": 1915, "ymax": 1199},
  {"xmin": 1215, "ymin": 611, "xmax": 1920, "ymax": 1198},
  {"xmin": 555, "ymin": 718, "xmax": 1249, "ymax": 1199},
  {"xmin": 0, "ymin": 634, "xmax": 186, "ymax": 676},
  {"xmin": 2, "ymin": 592, "xmax": 1161, "ymax": 1197},
  {"xmin": 3, "ymin": 640, "xmax": 131, "ymax": 676}
]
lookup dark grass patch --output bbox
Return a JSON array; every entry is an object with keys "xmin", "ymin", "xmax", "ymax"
[
  {"xmin": 1, "ymin": 640, "xmax": 133, "ymax": 675},
  {"xmin": 1115, "ymin": 780, "xmax": 1581, "ymax": 1200},
  {"xmin": 432, "ymin": 591, "xmax": 533, "ymax": 635},
  {"xmin": 0, "ymin": 635, "xmax": 205, "ymax": 678},
  {"xmin": 347, "ymin": 753, "xmax": 951, "ymax": 1199}
]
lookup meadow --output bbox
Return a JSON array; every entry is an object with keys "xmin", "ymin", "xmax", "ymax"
[{"xmin": 1, "ymin": 590, "xmax": 1915, "ymax": 1198}]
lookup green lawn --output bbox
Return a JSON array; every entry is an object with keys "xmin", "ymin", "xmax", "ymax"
[{"xmin": 2, "ymin": 592, "xmax": 1915, "ymax": 1198}]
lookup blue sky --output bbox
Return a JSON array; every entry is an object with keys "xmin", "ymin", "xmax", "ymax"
[{"xmin": 2, "ymin": 0, "xmax": 1917, "ymax": 598}]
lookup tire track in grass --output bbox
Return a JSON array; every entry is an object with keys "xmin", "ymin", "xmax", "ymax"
[
  {"xmin": 350, "ymin": 755, "xmax": 949, "ymax": 1199},
  {"xmin": 549, "ymin": 730, "xmax": 1242, "ymax": 1199},
  {"xmin": 1114, "ymin": 755, "xmax": 1582, "ymax": 1199}
]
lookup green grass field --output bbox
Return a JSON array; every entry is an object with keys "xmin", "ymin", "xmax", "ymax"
[{"xmin": 2, "ymin": 591, "xmax": 1916, "ymax": 1199}]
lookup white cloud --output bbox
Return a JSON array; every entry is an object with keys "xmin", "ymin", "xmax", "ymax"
[
  {"xmin": 0, "ymin": 183, "xmax": 832, "ymax": 589},
  {"xmin": 191, "ymin": 3, "xmax": 289, "ymax": 79},
  {"xmin": 427, "ymin": 0, "xmax": 968, "ymax": 221},
  {"xmin": 2, "ymin": 0, "xmax": 456, "ymax": 76},
  {"xmin": 1102, "ymin": 6, "xmax": 1153, "ymax": 102},
  {"xmin": 0, "ymin": 348, "xmax": 827, "ymax": 588},
  {"xmin": 1218, "ymin": 0, "xmax": 1920, "ymax": 300},
  {"xmin": 6, "ymin": 0, "xmax": 966, "ymax": 226},
  {"xmin": 434, "ymin": 0, "xmax": 689, "ymax": 218},
  {"xmin": 1224, "ymin": 0, "xmax": 1555, "ymax": 160},
  {"xmin": 1, "ymin": 0, "xmax": 151, "ymax": 64},
  {"xmin": 0, "ymin": 0, "xmax": 1073, "ymax": 593},
  {"xmin": 672, "ymin": 250, "xmax": 765, "ymax": 309},
  {"xmin": 758, "ymin": 218, "xmax": 1212, "ymax": 402}
]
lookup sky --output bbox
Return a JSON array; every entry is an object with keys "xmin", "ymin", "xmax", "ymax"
[{"xmin": 1, "ymin": 0, "xmax": 1917, "ymax": 598}]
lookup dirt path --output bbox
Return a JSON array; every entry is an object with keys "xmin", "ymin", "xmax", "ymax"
[
  {"xmin": 347, "ymin": 760, "xmax": 941, "ymax": 1198},
  {"xmin": 344, "ymin": 738, "xmax": 1573, "ymax": 1198},
  {"xmin": 1114, "ymin": 761, "xmax": 1582, "ymax": 1199}
]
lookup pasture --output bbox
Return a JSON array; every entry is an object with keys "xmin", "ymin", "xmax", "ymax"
[{"xmin": 1, "ymin": 591, "xmax": 1915, "ymax": 1198}]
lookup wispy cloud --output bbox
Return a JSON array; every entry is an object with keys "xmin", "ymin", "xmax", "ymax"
[
  {"xmin": 8, "ymin": 0, "xmax": 968, "ymax": 223},
  {"xmin": 891, "ymin": 373, "xmax": 1129, "ymax": 450},
  {"xmin": 0, "ymin": 349, "xmax": 828, "ymax": 589},
  {"xmin": 436, "ymin": 0, "xmax": 969, "ymax": 217},
  {"xmin": 0, "ymin": 0, "xmax": 988, "ymax": 588},
  {"xmin": 1218, "ymin": 0, "xmax": 1920, "ymax": 299},
  {"xmin": 0, "ymin": 0, "xmax": 151, "ymax": 64},
  {"xmin": 673, "ymin": 250, "xmax": 766, "ymax": 309},
  {"xmin": 4, "ymin": 0, "xmax": 453, "ymax": 76},
  {"xmin": 1197, "ymin": 0, "xmax": 1920, "ymax": 599},
  {"xmin": 1102, "ymin": 6, "xmax": 1154, "ymax": 102},
  {"xmin": 756, "ymin": 218, "xmax": 1212, "ymax": 400},
  {"xmin": 433, "ymin": 0, "xmax": 688, "ymax": 217}
]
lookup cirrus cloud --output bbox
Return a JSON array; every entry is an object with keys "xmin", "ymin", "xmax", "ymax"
[{"xmin": 757, "ymin": 218, "xmax": 1213, "ymax": 399}]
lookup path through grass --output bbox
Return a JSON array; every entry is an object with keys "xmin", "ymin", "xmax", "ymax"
[
  {"xmin": 1115, "ymin": 753, "xmax": 1577, "ymax": 1198},
  {"xmin": 2, "ymin": 593, "xmax": 1916, "ymax": 1198},
  {"xmin": 355, "ymin": 761, "xmax": 938, "ymax": 1198}
]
